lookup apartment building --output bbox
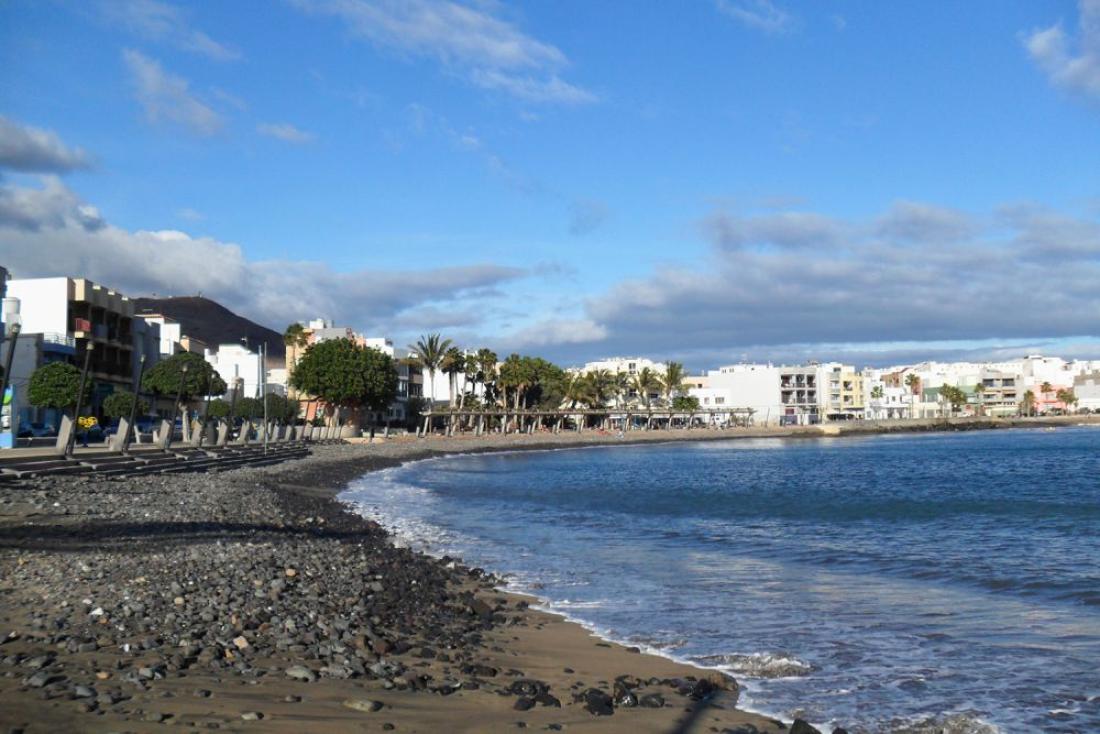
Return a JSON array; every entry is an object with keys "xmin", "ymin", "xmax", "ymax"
[
  {"xmin": 6, "ymin": 278, "xmax": 161, "ymax": 420},
  {"xmin": 825, "ymin": 364, "xmax": 864, "ymax": 419},
  {"xmin": 1074, "ymin": 372, "xmax": 1100, "ymax": 412},
  {"xmin": 972, "ymin": 369, "xmax": 1021, "ymax": 416}
]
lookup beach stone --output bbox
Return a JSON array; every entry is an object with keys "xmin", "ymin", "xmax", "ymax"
[
  {"xmin": 790, "ymin": 720, "xmax": 822, "ymax": 734},
  {"xmin": 240, "ymin": 711, "xmax": 263, "ymax": 721},
  {"xmin": 832, "ymin": 729, "xmax": 850, "ymax": 734},
  {"xmin": 73, "ymin": 685, "xmax": 96, "ymax": 698},
  {"xmin": 577, "ymin": 688, "xmax": 614, "ymax": 716},
  {"xmin": 285, "ymin": 665, "xmax": 317, "ymax": 682},
  {"xmin": 639, "ymin": 693, "xmax": 665, "ymax": 708},
  {"xmin": 342, "ymin": 698, "xmax": 383, "ymax": 713},
  {"xmin": 534, "ymin": 692, "xmax": 561, "ymax": 708},
  {"xmin": 513, "ymin": 697, "xmax": 536, "ymax": 711}
]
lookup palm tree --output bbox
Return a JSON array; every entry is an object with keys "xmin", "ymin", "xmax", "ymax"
[
  {"xmin": 407, "ymin": 333, "xmax": 453, "ymax": 406},
  {"xmin": 904, "ymin": 373, "xmax": 921, "ymax": 419},
  {"xmin": 611, "ymin": 371, "xmax": 630, "ymax": 408},
  {"xmin": 283, "ymin": 323, "xmax": 310, "ymax": 401},
  {"xmin": 660, "ymin": 362, "xmax": 686, "ymax": 406},
  {"xmin": 476, "ymin": 348, "xmax": 498, "ymax": 405},
  {"xmin": 441, "ymin": 346, "xmax": 465, "ymax": 408},
  {"xmin": 973, "ymin": 382, "xmax": 985, "ymax": 416},
  {"xmin": 632, "ymin": 367, "xmax": 657, "ymax": 408},
  {"xmin": 1020, "ymin": 390, "xmax": 1036, "ymax": 417},
  {"xmin": 1056, "ymin": 388, "xmax": 1077, "ymax": 414}
]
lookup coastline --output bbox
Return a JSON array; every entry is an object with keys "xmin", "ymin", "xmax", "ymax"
[{"xmin": 2, "ymin": 417, "xmax": 1094, "ymax": 733}]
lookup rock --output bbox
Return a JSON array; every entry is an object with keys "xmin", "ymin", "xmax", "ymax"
[
  {"xmin": 534, "ymin": 693, "xmax": 561, "ymax": 708},
  {"xmin": 688, "ymin": 678, "xmax": 717, "ymax": 701},
  {"xmin": 639, "ymin": 693, "xmax": 665, "ymax": 708},
  {"xmin": 194, "ymin": 689, "xmax": 212, "ymax": 698},
  {"xmin": 469, "ymin": 599, "xmax": 494, "ymax": 621},
  {"xmin": 790, "ymin": 720, "xmax": 822, "ymax": 734},
  {"xmin": 343, "ymin": 698, "xmax": 383, "ymax": 713},
  {"xmin": 577, "ymin": 688, "xmax": 614, "ymax": 716},
  {"xmin": 513, "ymin": 697, "xmax": 536, "ymax": 711},
  {"xmin": 285, "ymin": 568, "xmax": 297, "ymax": 577},
  {"xmin": 73, "ymin": 685, "xmax": 96, "ymax": 698},
  {"xmin": 285, "ymin": 665, "xmax": 317, "ymax": 683},
  {"xmin": 509, "ymin": 679, "xmax": 548, "ymax": 697},
  {"xmin": 241, "ymin": 711, "xmax": 264, "ymax": 721},
  {"xmin": 232, "ymin": 636, "xmax": 249, "ymax": 650},
  {"xmin": 832, "ymin": 729, "xmax": 850, "ymax": 734}
]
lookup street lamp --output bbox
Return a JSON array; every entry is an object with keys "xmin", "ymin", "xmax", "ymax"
[
  {"xmin": 125, "ymin": 353, "xmax": 147, "ymax": 453},
  {"xmin": 66, "ymin": 340, "xmax": 95, "ymax": 458}
]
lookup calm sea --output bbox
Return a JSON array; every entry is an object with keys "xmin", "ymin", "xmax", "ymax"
[{"xmin": 342, "ymin": 427, "xmax": 1100, "ymax": 733}]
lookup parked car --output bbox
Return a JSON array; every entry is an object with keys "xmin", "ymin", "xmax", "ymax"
[{"xmin": 17, "ymin": 422, "xmax": 57, "ymax": 438}]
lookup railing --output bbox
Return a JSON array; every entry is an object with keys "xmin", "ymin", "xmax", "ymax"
[{"xmin": 41, "ymin": 332, "xmax": 76, "ymax": 348}]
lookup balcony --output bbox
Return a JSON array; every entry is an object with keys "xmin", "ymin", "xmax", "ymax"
[{"xmin": 41, "ymin": 332, "xmax": 77, "ymax": 354}]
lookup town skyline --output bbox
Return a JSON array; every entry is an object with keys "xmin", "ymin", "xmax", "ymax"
[{"xmin": 2, "ymin": 0, "xmax": 1099, "ymax": 367}]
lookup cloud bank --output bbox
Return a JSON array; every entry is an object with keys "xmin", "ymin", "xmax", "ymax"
[{"xmin": 1023, "ymin": 0, "xmax": 1100, "ymax": 101}]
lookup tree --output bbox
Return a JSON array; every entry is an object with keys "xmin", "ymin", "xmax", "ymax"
[
  {"xmin": 1056, "ymin": 388, "xmax": 1078, "ymax": 414},
  {"xmin": 632, "ymin": 367, "xmax": 658, "ymax": 408},
  {"xmin": 441, "ymin": 346, "xmax": 465, "ymax": 408},
  {"xmin": 28, "ymin": 362, "xmax": 90, "ymax": 413},
  {"xmin": 284, "ymin": 323, "xmax": 310, "ymax": 394},
  {"xmin": 870, "ymin": 385, "xmax": 885, "ymax": 400},
  {"xmin": 1040, "ymin": 381, "xmax": 1053, "ymax": 396},
  {"xmin": 143, "ymin": 352, "xmax": 227, "ymax": 400},
  {"xmin": 660, "ymin": 362, "xmax": 686, "ymax": 406},
  {"xmin": 236, "ymin": 397, "xmax": 263, "ymax": 420},
  {"xmin": 289, "ymin": 338, "xmax": 398, "ymax": 426},
  {"xmin": 1019, "ymin": 390, "xmax": 1036, "ymax": 417},
  {"xmin": 102, "ymin": 390, "xmax": 148, "ymax": 419},
  {"xmin": 207, "ymin": 399, "xmax": 232, "ymax": 420},
  {"xmin": 904, "ymin": 373, "xmax": 921, "ymax": 395},
  {"xmin": 940, "ymin": 385, "xmax": 967, "ymax": 415},
  {"xmin": 407, "ymin": 333, "xmax": 453, "ymax": 406},
  {"xmin": 973, "ymin": 382, "xmax": 986, "ymax": 416},
  {"xmin": 672, "ymin": 395, "xmax": 700, "ymax": 411}
]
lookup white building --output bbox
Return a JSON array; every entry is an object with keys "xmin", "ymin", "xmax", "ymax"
[
  {"xmin": 688, "ymin": 363, "xmax": 783, "ymax": 426},
  {"xmin": 204, "ymin": 343, "xmax": 284, "ymax": 399}
]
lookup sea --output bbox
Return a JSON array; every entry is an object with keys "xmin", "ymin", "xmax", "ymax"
[{"xmin": 341, "ymin": 427, "xmax": 1100, "ymax": 733}]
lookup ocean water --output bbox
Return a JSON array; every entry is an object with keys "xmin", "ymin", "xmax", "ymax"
[{"xmin": 341, "ymin": 428, "xmax": 1100, "ymax": 733}]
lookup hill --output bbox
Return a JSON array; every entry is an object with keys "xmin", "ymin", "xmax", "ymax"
[{"xmin": 132, "ymin": 296, "xmax": 286, "ymax": 365}]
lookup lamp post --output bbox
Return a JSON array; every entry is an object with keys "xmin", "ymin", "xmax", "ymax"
[
  {"xmin": 125, "ymin": 353, "xmax": 147, "ymax": 453},
  {"xmin": 261, "ymin": 342, "xmax": 268, "ymax": 455},
  {"xmin": 171, "ymin": 363, "xmax": 189, "ymax": 447},
  {"xmin": 66, "ymin": 340, "xmax": 94, "ymax": 458}
]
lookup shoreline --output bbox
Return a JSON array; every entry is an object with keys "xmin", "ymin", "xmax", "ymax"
[{"xmin": 2, "ymin": 418, "xmax": 1092, "ymax": 732}]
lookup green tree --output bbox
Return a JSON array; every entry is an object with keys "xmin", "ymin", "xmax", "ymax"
[
  {"xmin": 659, "ymin": 362, "xmax": 686, "ymax": 406},
  {"xmin": 441, "ymin": 346, "xmax": 465, "ymax": 408},
  {"xmin": 870, "ymin": 385, "xmax": 885, "ymax": 400},
  {"xmin": 973, "ymin": 382, "xmax": 986, "ymax": 416},
  {"xmin": 27, "ymin": 362, "xmax": 90, "ymax": 413},
  {"xmin": 1019, "ymin": 390, "xmax": 1036, "ymax": 417},
  {"xmin": 1056, "ymin": 388, "xmax": 1077, "ymax": 413},
  {"xmin": 102, "ymin": 390, "xmax": 148, "ymax": 419},
  {"xmin": 289, "ymin": 338, "xmax": 398, "ymax": 426},
  {"xmin": 207, "ymin": 399, "xmax": 232, "ymax": 420},
  {"xmin": 940, "ymin": 385, "xmax": 967, "ymax": 415},
  {"xmin": 236, "ymin": 396, "xmax": 263, "ymax": 420},
  {"xmin": 632, "ymin": 367, "xmax": 658, "ymax": 408},
  {"xmin": 904, "ymin": 372, "xmax": 921, "ymax": 395},
  {"xmin": 143, "ymin": 352, "xmax": 227, "ymax": 400},
  {"xmin": 406, "ymin": 333, "xmax": 453, "ymax": 405},
  {"xmin": 672, "ymin": 395, "xmax": 700, "ymax": 411}
]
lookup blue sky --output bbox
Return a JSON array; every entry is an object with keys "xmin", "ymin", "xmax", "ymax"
[{"xmin": 1, "ymin": 0, "xmax": 1098, "ymax": 368}]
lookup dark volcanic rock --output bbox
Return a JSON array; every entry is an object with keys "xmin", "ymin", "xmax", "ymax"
[
  {"xmin": 790, "ymin": 720, "xmax": 822, "ymax": 734},
  {"xmin": 576, "ymin": 688, "xmax": 614, "ymax": 716}
]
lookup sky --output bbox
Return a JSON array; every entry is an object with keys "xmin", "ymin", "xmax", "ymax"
[{"xmin": 1, "ymin": 0, "xmax": 1099, "ymax": 370}]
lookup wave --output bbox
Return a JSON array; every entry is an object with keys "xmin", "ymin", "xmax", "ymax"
[{"xmin": 692, "ymin": 651, "xmax": 814, "ymax": 679}]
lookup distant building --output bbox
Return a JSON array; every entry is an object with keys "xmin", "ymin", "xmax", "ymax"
[
  {"xmin": 1074, "ymin": 372, "xmax": 1100, "ymax": 412},
  {"xmin": 5, "ymin": 277, "xmax": 161, "ymax": 426}
]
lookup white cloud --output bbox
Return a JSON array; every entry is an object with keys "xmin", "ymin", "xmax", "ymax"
[
  {"xmin": 122, "ymin": 50, "xmax": 224, "ymax": 135},
  {"xmin": 257, "ymin": 122, "xmax": 316, "ymax": 144},
  {"xmin": 100, "ymin": 0, "xmax": 240, "ymax": 61},
  {"xmin": 0, "ymin": 116, "xmax": 91, "ymax": 173},
  {"xmin": 0, "ymin": 178, "xmax": 528, "ymax": 334},
  {"xmin": 503, "ymin": 318, "xmax": 608, "ymax": 350},
  {"xmin": 291, "ymin": 0, "xmax": 595, "ymax": 104},
  {"xmin": 513, "ymin": 200, "xmax": 1100, "ymax": 364},
  {"xmin": 1023, "ymin": 0, "xmax": 1100, "ymax": 100},
  {"xmin": 716, "ymin": 0, "xmax": 794, "ymax": 34}
]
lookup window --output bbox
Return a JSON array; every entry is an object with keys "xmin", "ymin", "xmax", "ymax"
[{"xmin": 715, "ymin": 397, "xmax": 725, "ymax": 405}]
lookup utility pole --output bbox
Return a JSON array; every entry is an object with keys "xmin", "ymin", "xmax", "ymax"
[{"xmin": 261, "ymin": 342, "xmax": 268, "ymax": 455}]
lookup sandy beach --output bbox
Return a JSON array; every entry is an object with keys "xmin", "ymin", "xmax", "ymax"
[{"xmin": 1, "ymin": 416, "xmax": 1095, "ymax": 733}]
